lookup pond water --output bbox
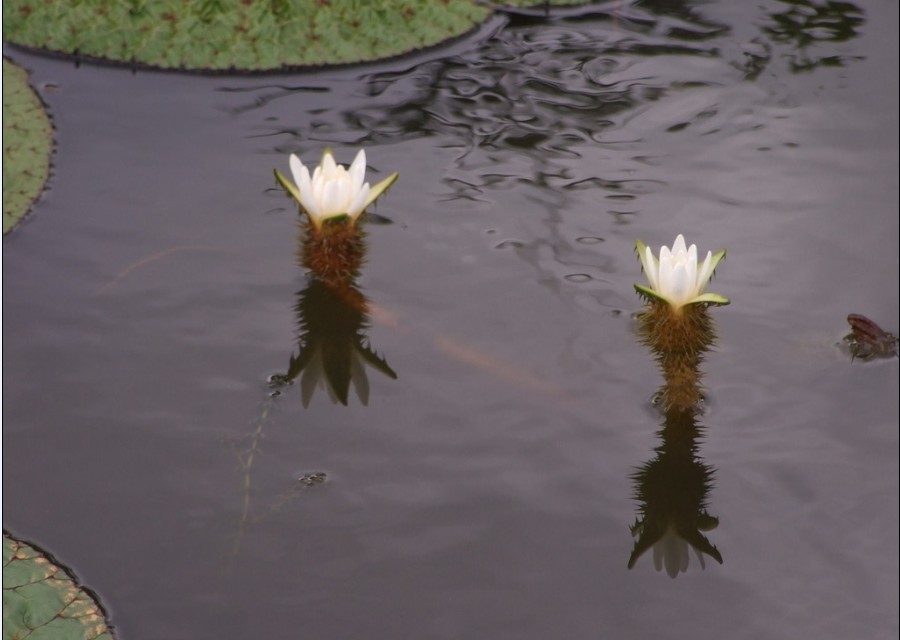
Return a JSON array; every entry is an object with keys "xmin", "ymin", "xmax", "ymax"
[{"xmin": 3, "ymin": 1, "xmax": 898, "ymax": 638}]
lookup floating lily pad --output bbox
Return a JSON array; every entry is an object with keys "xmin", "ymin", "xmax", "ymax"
[
  {"xmin": 3, "ymin": 531, "xmax": 114, "ymax": 639},
  {"xmin": 3, "ymin": 1, "xmax": 590, "ymax": 72},
  {"xmin": 503, "ymin": 0, "xmax": 595, "ymax": 5},
  {"xmin": 2, "ymin": 0, "xmax": 489, "ymax": 71},
  {"xmin": 3, "ymin": 58, "xmax": 53, "ymax": 234}
]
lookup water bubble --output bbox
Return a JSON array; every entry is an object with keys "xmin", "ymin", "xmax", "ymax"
[
  {"xmin": 576, "ymin": 236, "xmax": 605, "ymax": 245},
  {"xmin": 267, "ymin": 374, "xmax": 293, "ymax": 394},
  {"xmin": 647, "ymin": 391, "xmax": 711, "ymax": 416},
  {"xmin": 495, "ymin": 240, "xmax": 525, "ymax": 249},
  {"xmin": 565, "ymin": 273, "xmax": 593, "ymax": 283}
]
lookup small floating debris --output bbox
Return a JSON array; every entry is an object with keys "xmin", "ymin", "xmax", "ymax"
[
  {"xmin": 844, "ymin": 314, "xmax": 898, "ymax": 360},
  {"xmin": 297, "ymin": 472, "xmax": 327, "ymax": 487}
]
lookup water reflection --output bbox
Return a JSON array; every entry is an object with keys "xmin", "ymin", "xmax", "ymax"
[
  {"xmin": 230, "ymin": 220, "xmax": 395, "ymax": 558},
  {"xmin": 628, "ymin": 305, "xmax": 723, "ymax": 578},
  {"xmin": 762, "ymin": 0, "xmax": 864, "ymax": 73},
  {"xmin": 279, "ymin": 221, "xmax": 397, "ymax": 407},
  {"xmin": 349, "ymin": 4, "xmax": 730, "ymax": 183}
]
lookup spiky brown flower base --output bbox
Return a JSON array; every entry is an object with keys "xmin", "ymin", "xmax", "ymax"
[
  {"xmin": 637, "ymin": 302, "xmax": 717, "ymax": 412},
  {"xmin": 299, "ymin": 218, "xmax": 366, "ymax": 291}
]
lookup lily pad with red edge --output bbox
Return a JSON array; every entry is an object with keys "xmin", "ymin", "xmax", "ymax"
[
  {"xmin": 3, "ymin": 1, "xmax": 592, "ymax": 72},
  {"xmin": 3, "ymin": 531, "xmax": 115, "ymax": 639},
  {"xmin": 2, "ymin": 58, "xmax": 53, "ymax": 234}
]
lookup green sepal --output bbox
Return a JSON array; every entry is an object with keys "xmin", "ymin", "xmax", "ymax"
[
  {"xmin": 362, "ymin": 171, "xmax": 399, "ymax": 211},
  {"xmin": 688, "ymin": 292, "xmax": 730, "ymax": 306},
  {"xmin": 274, "ymin": 168, "xmax": 302, "ymax": 204},
  {"xmin": 634, "ymin": 239, "xmax": 657, "ymax": 273},
  {"xmin": 707, "ymin": 248, "xmax": 727, "ymax": 276},
  {"xmin": 634, "ymin": 238, "xmax": 649, "ymax": 258},
  {"xmin": 321, "ymin": 213, "xmax": 351, "ymax": 226},
  {"xmin": 634, "ymin": 283, "xmax": 671, "ymax": 305}
]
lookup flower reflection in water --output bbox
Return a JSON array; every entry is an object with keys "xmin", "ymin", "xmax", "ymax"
[
  {"xmin": 280, "ymin": 219, "xmax": 397, "ymax": 407},
  {"xmin": 628, "ymin": 406, "xmax": 722, "ymax": 579},
  {"xmin": 232, "ymin": 202, "xmax": 397, "ymax": 558}
]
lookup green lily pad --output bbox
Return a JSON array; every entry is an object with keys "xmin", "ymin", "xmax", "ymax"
[
  {"xmin": 3, "ymin": 1, "xmax": 590, "ymax": 72},
  {"xmin": 2, "ymin": 0, "xmax": 489, "ymax": 71},
  {"xmin": 503, "ymin": 0, "xmax": 594, "ymax": 5},
  {"xmin": 3, "ymin": 531, "xmax": 114, "ymax": 639},
  {"xmin": 3, "ymin": 58, "xmax": 53, "ymax": 235}
]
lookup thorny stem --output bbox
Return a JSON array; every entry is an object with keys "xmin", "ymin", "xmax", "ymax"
[{"xmin": 230, "ymin": 392, "xmax": 275, "ymax": 561}]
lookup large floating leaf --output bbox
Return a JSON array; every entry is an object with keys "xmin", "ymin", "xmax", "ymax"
[
  {"xmin": 503, "ymin": 0, "xmax": 595, "ymax": 5},
  {"xmin": 2, "ymin": 58, "xmax": 53, "ymax": 235},
  {"xmin": 3, "ymin": 1, "xmax": 590, "ymax": 72},
  {"xmin": 3, "ymin": 532, "xmax": 114, "ymax": 640},
  {"xmin": 3, "ymin": 0, "xmax": 490, "ymax": 71}
]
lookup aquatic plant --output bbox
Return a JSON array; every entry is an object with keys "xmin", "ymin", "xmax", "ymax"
[
  {"xmin": 634, "ymin": 235, "xmax": 728, "ymax": 312},
  {"xmin": 843, "ymin": 313, "xmax": 899, "ymax": 360},
  {"xmin": 629, "ymin": 239, "xmax": 729, "ymax": 576},
  {"xmin": 3, "ymin": 532, "xmax": 114, "ymax": 639},
  {"xmin": 3, "ymin": 1, "xmax": 591, "ymax": 72},
  {"xmin": 3, "ymin": 59, "xmax": 53, "ymax": 234},
  {"xmin": 275, "ymin": 149, "xmax": 398, "ymax": 231},
  {"xmin": 2, "ymin": 0, "xmax": 491, "ymax": 71}
]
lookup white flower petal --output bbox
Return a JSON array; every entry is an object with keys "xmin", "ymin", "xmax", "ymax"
[
  {"xmin": 322, "ymin": 180, "xmax": 347, "ymax": 217},
  {"xmin": 671, "ymin": 234, "xmax": 687, "ymax": 256},
  {"xmin": 683, "ymin": 244, "xmax": 698, "ymax": 296},
  {"xmin": 289, "ymin": 154, "xmax": 319, "ymax": 218},
  {"xmin": 659, "ymin": 245, "xmax": 672, "ymax": 264},
  {"xmin": 312, "ymin": 169, "xmax": 325, "ymax": 203},
  {"xmin": 346, "ymin": 183, "xmax": 371, "ymax": 220},
  {"xmin": 289, "ymin": 154, "xmax": 307, "ymax": 187},
  {"xmin": 657, "ymin": 256, "xmax": 674, "ymax": 297},
  {"xmin": 667, "ymin": 263, "xmax": 693, "ymax": 306},
  {"xmin": 321, "ymin": 151, "xmax": 337, "ymax": 177},
  {"xmin": 696, "ymin": 250, "xmax": 715, "ymax": 292},
  {"xmin": 348, "ymin": 149, "xmax": 367, "ymax": 195},
  {"xmin": 640, "ymin": 246, "xmax": 658, "ymax": 292}
]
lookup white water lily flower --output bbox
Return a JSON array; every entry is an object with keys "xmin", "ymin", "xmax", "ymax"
[
  {"xmin": 635, "ymin": 234, "xmax": 729, "ymax": 310},
  {"xmin": 275, "ymin": 149, "xmax": 398, "ymax": 229}
]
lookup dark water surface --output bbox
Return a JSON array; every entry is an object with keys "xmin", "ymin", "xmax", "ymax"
[{"xmin": 3, "ymin": 1, "xmax": 898, "ymax": 638}]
